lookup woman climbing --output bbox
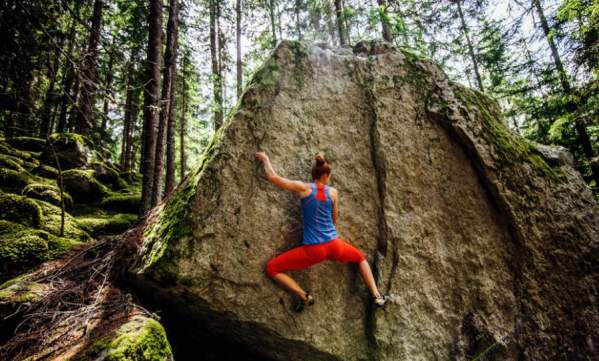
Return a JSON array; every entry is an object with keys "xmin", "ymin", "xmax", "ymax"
[{"xmin": 256, "ymin": 151, "xmax": 388, "ymax": 312}]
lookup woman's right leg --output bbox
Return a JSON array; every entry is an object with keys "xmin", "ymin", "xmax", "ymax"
[
  {"xmin": 328, "ymin": 239, "xmax": 382, "ymax": 299},
  {"xmin": 265, "ymin": 245, "xmax": 324, "ymax": 301}
]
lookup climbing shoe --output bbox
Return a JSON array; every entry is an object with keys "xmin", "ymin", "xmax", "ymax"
[
  {"xmin": 374, "ymin": 295, "xmax": 389, "ymax": 308},
  {"xmin": 294, "ymin": 292, "xmax": 315, "ymax": 312}
]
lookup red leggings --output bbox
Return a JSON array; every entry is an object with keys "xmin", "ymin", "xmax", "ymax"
[{"xmin": 265, "ymin": 238, "xmax": 366, "ymax": 278}]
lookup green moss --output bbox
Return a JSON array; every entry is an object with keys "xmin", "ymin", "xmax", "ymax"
[
  {"xmin": 32, "ymin": 164, "xmax": 59, "ymax": 179},
  {"xmin": 80, "ymin": 316, "xmax": 173, "ymax": 361},
  {"xmin": 140, "ymin": 127, "xmax": 224, "ymax": 270},
  {"xmin": 0, "ymin": 154, "xmax": 26, "ymax": 171},
  {"xmin": 0, "ymin": 274, "xmax": 46, "ymax": 303},
  {"xmin": 91, "ymin": 161, "xmax": 128, "ymax": 190},
  {"xmin": 8, "ymin": 136, "xmax": 46, "ymax": 152},
  {"xmin": 34, "ymin": 199, "xmax": 90, "ymax": 241},
  {"xmin": 0, "ymin": 220, "xmax": 81, "ymax": 282},
  {"xmin": 100, "ymin": 194, "xmax": 141, "ymax": 213},
  {"xmin": 62, "ymin": 169, "xmax": 109, "ymax": 203},
  {"xmin": 0, "ymin": 167, "xmax": 31, "ymax": 193},
  {"xmin": 288, "ymin": 40, "xmax": 311, "ymax": 89},
  {"xmin": 0, "ymin": 140, "xmax": 38, "ymax": 162},
  {"xmin": 0, "ymin": 192, "xmax": 42, "ymax": 227},
  {"xmin": 76, "ymin": 213, "xmax": 137, "ymax": 236},
  {"xmin": 49, "ymin": 132, "xmax": 88, "ymax": 146},
  {"xmin": 453, "ymin": 86, "xmax": 559, "ymax": 182},
  {"xmin": 22, "ymin": 183, "xmax": 74, "ymax": 210}
]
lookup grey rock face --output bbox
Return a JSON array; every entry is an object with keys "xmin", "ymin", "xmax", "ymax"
[{"xmin": 130, "ymin": 41, "xmax": 599, "ymax": 361}]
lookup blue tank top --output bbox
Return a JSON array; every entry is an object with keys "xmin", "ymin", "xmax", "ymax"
[{"xmin": 300, "ymin": 182, "xmax": 338, "ymax": 245}]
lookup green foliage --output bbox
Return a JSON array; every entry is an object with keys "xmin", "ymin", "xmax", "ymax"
[{"xmin": 34, "ymin": 199, "xmax": 90, "ymax": 241}]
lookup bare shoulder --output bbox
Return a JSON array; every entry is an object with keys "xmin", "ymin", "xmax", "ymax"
[{"xmin": 328, "ymin": 186, "xmax": 339, "ymax": 199}]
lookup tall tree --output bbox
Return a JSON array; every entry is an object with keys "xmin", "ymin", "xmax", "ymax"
[
  {"xmin": 454, "ymin": 0, "xmax": 484, "ymax": 92},
  {"xmin": 210, "ymin": 0, "xmax": 223, "ymax": 130},
  {"xmin": 236, "ymin": 0, "xmax": 243, "ymax": 97},
  {"xmin": 140, "ymin": 0, "xmax": 163, "ymax": 216},
  {"xmin": 77, "ymin": 0, "xmax": 104, "ymax": 137},
  {"xmin": 376, "ymin": 0, "xmax": 392, "ymax": 42},
  {"xmin": 333, "ymin": 0, "xmax": 347, "ymax": 46},
  {"xmin": 165, "ymin": 0, "xmax": 181, "ymax": 195},
  {"xmin": 268, "ymin": 0, "xmax": 278, "ymax": 47}
]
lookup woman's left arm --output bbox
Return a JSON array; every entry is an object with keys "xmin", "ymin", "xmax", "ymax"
[
  {"xmin": 255, "ymin": 151, "xmax": 310, "ymax": 194},
  {"xmin": 330, "ymin": 188, "xmax": 339, "ymax": 224}
]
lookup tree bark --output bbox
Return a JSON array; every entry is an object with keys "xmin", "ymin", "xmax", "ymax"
[
  {"xmin": 376, "ymin": 0, "xmax": 392, "ymax": 42},
  {"xmin": 210, "ymin": 0, "xmax": 223, "ymax": 130},
  {"xmin": 39, "ymin": 42, "xmax": 63, "ymax": 138},
  {"xmin": 268, "ymin": 0, "xmax": 277, "ymax": 47},
  {"xmin": 294, "ymin": 0, "xmax": 302, "ymax": 40},
  {"xmin": 120, "ymin": 63, "xmax": 135, "ymax": 171},
  {"xmin": 101, "ymin": 48, "xmax": 114, "ymax": 131},
  {"xmin": 152, "ymin": 0, "xmax": 179, "ymax": 206},
  {"xmin": 455, "ymin": 0, "xmax": 484, "ymax": 92},
  {"xmin": 140, "ymin": 0, "xmax": 163, "ymax": 216},
  {"xmin": 333, "ymin": 0, "xmax": 346, "ymax": 46},
  {"xmin": 236, "ymin": 0, "xmax": 243, "ymax": 97},
  {"xmin": 165, "ymin": 0, "xmax": 180, "ymax": 195},
  {"xmin": 77, "ymin": 0, "xmax": 103, "ymax": 137},
  {"xmin": 179, "ymin": 77, "xmax": 188, "ymax": 181}
]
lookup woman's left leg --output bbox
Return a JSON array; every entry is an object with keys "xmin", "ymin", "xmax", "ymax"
[{"xmin": 328, "ymin": 239, "xmax": 382, "ymax": 299}]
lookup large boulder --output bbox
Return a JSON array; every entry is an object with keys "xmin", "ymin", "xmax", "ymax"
[
  {"xmin": 129, "ymin": 41, "xmax": 599, "ymax": 361},
  {"xmin": 41, "ymin": 133, "xmax": 93, "ymax": 170},
  {"xmin": 62, "ymin": 169, "xmax": 109, "ymax": 204}
]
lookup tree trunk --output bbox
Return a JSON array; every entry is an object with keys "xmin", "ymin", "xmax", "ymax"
[
  {"xmin": 179, "ymin": 77, "xmax": 188, "ymax": 181},
  {"xmin": 140, "ymin": 0, "xmax": 163, "ymax": 216},
  {"xmin": 127, "ymin": 87, "xmax": 141, "ymax": 173},
  {"xmin": 152, "ymin": 0, "xmax": 179, "ymax": 206},
  {"xmin": 101, "ymin": 49, "xmax": 114, "ymax": 131},
  {"xmin": 455, "ymin": 0, "xmax": 484, "ymax": 92},
  {"xmin": 294, "ymin": 0, "xmax": 302, "ymax": 40},
  {"xmin": 39, "ymin": 43, "xmax": 63, "ymax": 138},
  {"xmin": 532, "ymin": 0, "xmax": 599, "ymax": 186},
  {"xmin": 333, "ymin": 0, "xmax": 346, "ymax": 46},
  {"xmin": 77, "ymin": 0, "xmax": 103, "ymax": 137},
  {"xmin": 210, "ymin": 0, "xmax": 223, "ymax": 130},
  {"xmin": 376, "ymin": 0, "xmax": 392, "ymax": 42},
  {"xmin": 268, "ymin": 0, "xmax": 277, "ymax": 47},
  {"xmin": 236, "ymin": 0, "xmax": 243, "ymax": 97},
  {"xmin": 121, "ymin": 63, "xmax": 134, "ymax": 171},
  {"xmin": 165, "ymin": 0, "xmax": 180, "ymax": 195}
]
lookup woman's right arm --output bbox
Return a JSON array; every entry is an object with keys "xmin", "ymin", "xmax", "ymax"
[{"xmin": 255, "ymin": 151, "xmax": 310, "ymax": 194}]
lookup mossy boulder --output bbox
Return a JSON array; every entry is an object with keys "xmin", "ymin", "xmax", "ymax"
[
  {"xmin": 76, "ymin": 213, "xmax": 137, "ymax": 236},
  {"xmin": 8, "ymin": 136, "xmax": 46, "ymax": 152},
  {"xmin": 76, "ymin": 315, "xmax": 173, "ymax": 361},
  {"xmin": 91, "ymin": 161, "xmax": 127, "ymax": 190},
  {"xmin": 0, "ymin": 192, "xmax": 41, "ymax": 227},
  {"xmin": 0, "ymin": 221, "xmax": 80, "ymax": 282},
  {"xmin": 41, "ymin": 132, "xmax": 93, "ymax": 170},
  {"xmin": 100, "ymin": 194, "xmax": 141, "ymax": 214},
  {"xmin": 0, "ymin": 168, "xmax": 31, "ymax": 193},
  {"xmin": 119, "ymin": 171, "xmax": 139, "ymax": 183},
  {"xmin": 0, "ymin": 274, "xmax": 48, "ymax": 304},
  {"xmin": 62, "ymin": 169, "xmax": 109, "ymax": 204},
  {"xmin": 0, "ymin": 140, "xmax": 38, "ymax": 162},
  {"xmin": 32, "ymin": 164, "xmax": 59, "ymax": 179},
  {"xmin": 22, "ymin": 183, "xmax": 73, "ymax": 210},
  {"xmin": 0, "ymin": 154, "xmax": 25, "ymax": 172},
  {"xmin": 35, "ymin": 199, "xmax": 90, "ymax": 241}
]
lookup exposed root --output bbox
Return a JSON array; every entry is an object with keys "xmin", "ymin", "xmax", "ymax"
[{"xmin": 0, "ymin": 231, "xmax": 150, "ymax": 361}]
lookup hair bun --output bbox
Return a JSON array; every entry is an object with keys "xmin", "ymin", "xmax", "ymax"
[{"xmin": 314, "ymin": 154, "xmax": 325, "ymax": 166}]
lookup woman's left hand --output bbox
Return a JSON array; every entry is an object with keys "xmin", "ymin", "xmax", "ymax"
[{"xmin": 255, "ymin": 151, "xmax": 269, "ymax": 163}]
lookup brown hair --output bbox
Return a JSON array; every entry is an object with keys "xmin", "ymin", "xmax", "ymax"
[{"xmin": 311, "ymin": 154, "xmax": 331, "ymax": 180}]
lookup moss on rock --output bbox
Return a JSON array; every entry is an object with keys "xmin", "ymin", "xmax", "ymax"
[
  {"xmin": 78, "ymin": 315, "xmax": 173, "ymax": 361},
  {"xmin": 0, "ymin": 220, "xmax": 81, "ymax": 282},
  {"xmin": 42, "ymin": 132, "xmax": 93, "ymax": 170},
  {"xmin": 76, "ymin": 213, "xmax": 137, "ymax": 236},
  {"xmin": 62, "ymin": 169, "xmax": 109, "ymax": 203},
  {"xmin": 0, "ymin": 154, "xmax": 26, "ymax": 172},
  {"xmin": 34, "ymin": 199, "xmax": 90, "ymax": 241},
  {"xmin": 0, "ymin": 274, "xmax": 47, "ymax": 303},
  {"xmin": 0, "ymin": 140, "xmax": 38, "ymax": 162},
  {"xmin": 22, "ymin": 183, "xmax": 74, "ymax": 210},
  {"xmin": 100, "ymin": 194, "xmax": 141, "ymax": 214},
  {"xmin": 32, "ymin": 164, "xmax": 59, "ymax": 179},
  {"xmin": 0, "ymin": 167, "xmax": 31, "ymax": 193},
  {"xmin": 8, "ymin": 136, "xmax": 47, "ymax": 152},
  {"xmin": 0, "ymin": 192, "xmax": 42, "ymax": 227},
  {"xmin": 91, "ymin": 161, "xmax": 128, "ymax": 190}
]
